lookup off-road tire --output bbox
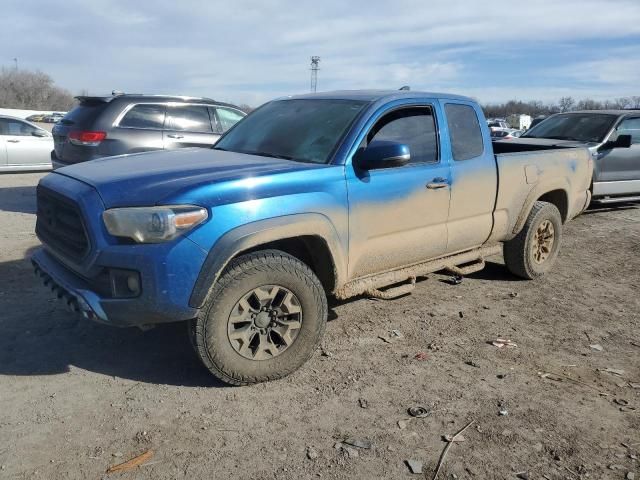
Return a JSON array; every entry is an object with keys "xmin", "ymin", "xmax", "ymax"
[
  {"xmin": 503, "ymin": 201, "xmax": 563, "ymax": 279},
  {"xmin": 191, "ymin": 250, "xmax": 328, "ymax": 386}
]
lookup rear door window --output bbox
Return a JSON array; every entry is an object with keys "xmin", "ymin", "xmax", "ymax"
[
  {"xmin": 215, "ymin": 107, "xmax": 245, "ymax": 132},
  {"xmin": 165, "ymin": 105, "xmax": 212, "ymax": 133},
  {"xmin": 445, "ymin": 104, "xmax": 484, "ymax": 161},
  {"xmin": 60, "ymin": 101, "xmax": 108, "ymax": 126},
  {"xmin": 119, "ymin": 104, "xmax": 166, "ymax": 129}
]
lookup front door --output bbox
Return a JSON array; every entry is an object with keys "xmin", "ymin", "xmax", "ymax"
[
  {"xmin": 597, "ymin": 116, "xmax": 640, "ymax": 195},
  {"xmin": 163, "ymin": 104, "xmax": 220, "ymax": 150},
  {"xmin": 346, "ymin": 104, "xmax": 451, "ymax": 279}
]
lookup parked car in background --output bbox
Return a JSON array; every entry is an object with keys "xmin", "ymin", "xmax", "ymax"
[
  {"xmin": 43, "ymin": 113, "xmax": 65, "ymax": 124},
  {"xmin": 521, "ymin": 110, "xmax": 640, "ymax": 203},
  {"xmin": 491, "ymin": 129, "xmax": 523, "ymax": 140},
  {"xmin": 487, "ymin": 119, "xmax": 509, "ymax": 131},
  {"xmin": 51, "ymin": 93, "xmax": 246, "ymax": 168},
  {"xmin": 0, "ymin": 115, "xmax": 53, "ymax": 172},
  {"xmin": 33, "ymin": 90, "xmax": 592, "ymax": 385},
  {"xmin": 26, "ymin": 113, "xmax": 48, "ymax": 122}
]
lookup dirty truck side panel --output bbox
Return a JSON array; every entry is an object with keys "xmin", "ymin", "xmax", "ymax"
[
  {"xmin": 344, "ymin": 98, "xmax": 450, "ymax": 279},
  {"xmin": 489, "ymin": 147, "xmax": 592, "ymax": 242},
  {"xmin": 439, "ymin": 100, "xmax": 498, "ymax": 254},
  {"xmin": 179, "ymin": 165, "xmax": 350, "ymax": 304}
]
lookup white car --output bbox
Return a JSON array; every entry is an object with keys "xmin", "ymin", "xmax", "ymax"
[{"xmin": 0, "ymin": 116, "xmax": 53, "ymax": 172}]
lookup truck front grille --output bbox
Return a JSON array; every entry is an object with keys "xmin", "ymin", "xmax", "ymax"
[{"xmin": 36, "ymin": 187, "xmax": 90, "ymax": 260}]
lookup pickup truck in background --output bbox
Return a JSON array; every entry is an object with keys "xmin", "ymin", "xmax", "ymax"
[
  {"xmin": 520, "ymin": 110, "xmax": 640, "ymax": 203},
  {"xmin": 32, "ymin": 90, "xmax": 592, "ymax": 385}
]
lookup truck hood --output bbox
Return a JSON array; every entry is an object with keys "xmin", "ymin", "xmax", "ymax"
[{"xmin": 55, "ymin": 148, "xmax": 325, "ymax": 208}]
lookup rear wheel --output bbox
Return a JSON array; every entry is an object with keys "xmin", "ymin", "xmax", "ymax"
[
  {"xmin": 191, "ymin": 250, "xmax": 327, "ymax": 385},
  {"xmin": 503, "ymin": 201, "xmax": 562, "ymax": 279}
]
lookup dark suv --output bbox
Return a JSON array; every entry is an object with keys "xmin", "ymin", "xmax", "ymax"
[{"xmin": 51, "ymin": 93, "xmax": 246, "ymax": 168}]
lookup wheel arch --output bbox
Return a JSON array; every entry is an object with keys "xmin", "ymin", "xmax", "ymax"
[
  {"xmin": 189, "ymin": 214, "xmax": 346, "ymax": 308},
  {"xmin": 512, "ymin": 182, "xmax": 570, "ymax": 235}
]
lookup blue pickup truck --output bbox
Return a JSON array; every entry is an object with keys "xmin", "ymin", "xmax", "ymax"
[{"xmin": 32, "ymin": 90, "xmax": 592, "ymax": 385}]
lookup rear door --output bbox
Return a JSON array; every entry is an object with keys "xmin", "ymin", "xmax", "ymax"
[
  {"xmin": 0, "ymin": 118, "xmax": 52, "ymax": 166},
  {"xmin": 163, "ymin": 104, "xmax": 219, "ymax": 149},
  {"xmin": 112, "ymin": 103, "xmax": 166, "ymax": 154},
  {"xmin": 441, "ymin": 101, "xmax": 497, "ymax": 253},
  {"xmin": 597, "ymin": 116, "xmax": 640, "ymax": 195}
]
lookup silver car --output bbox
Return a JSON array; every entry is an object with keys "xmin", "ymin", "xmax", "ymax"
[
  {"xmin": 0, "ymin": 115, "xmax": 53, "ymax": 172},
  {"xmin": 522, "ymin": 110, "xmax": 640, "ymax": 204}
]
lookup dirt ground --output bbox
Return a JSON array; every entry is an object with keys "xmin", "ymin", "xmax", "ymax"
[{"xmin": 0, "ymin": 172, "xmax": 638, "ymax": 480}]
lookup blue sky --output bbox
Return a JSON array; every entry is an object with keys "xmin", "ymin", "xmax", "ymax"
[{"xmin": 2, "ymin": 0, "xmax": 639, "ymax": 107}]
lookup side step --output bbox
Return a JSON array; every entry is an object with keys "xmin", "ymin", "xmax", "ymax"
[
  {"xmin": 445, "ymin": 258, "xmax": 485, "ymax": 276},
  {"xmin": 592, "ymin": 195, "xmax": 640, "ymax": 205},
  {"xmin": 335, "ymin": 244, "xmax": 502, "ymax": 300},
  {"xmin": 366, "ymin": 276, "xmax": 416, "ymax": 299}
]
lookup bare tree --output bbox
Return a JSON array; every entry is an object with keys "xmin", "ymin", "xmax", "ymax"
[
  {"xmin": 631, "ymin": 96, "xmax": 640, "ymax": 108},
  {"xmin": 558, "ymin": 96, "xmax": 575, "ymax": 113},
  {"xmin": 0, "ymin": 68, "xmax": 75, "ymax": 110},
  {"xmin": 238, "ymin": 104, "xmax": 254, "ymax": 114},
  {"xmin": 613, "ymin": 97, "xmax": 632, "ymax": 109},
  {"xmin": 576, "ymin": 98, "xmax": 603, "ymax": 110}
]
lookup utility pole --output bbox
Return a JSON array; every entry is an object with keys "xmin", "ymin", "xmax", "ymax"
[
  {"xmin": 310, "ymin": 56, "xmax": 320, "ymax": 93},
  {"xmin": 13, "ymin": 58, "xmax": 18, "ymax": 70}
]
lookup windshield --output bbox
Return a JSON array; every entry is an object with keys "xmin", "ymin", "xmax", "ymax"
[
  {"xmin": 214, "ymin": 99, "xmax": 367, "ymax": 163},
  {"xmin": 523, "ymin": 113, "xmax": 617, "ymax": 143}
]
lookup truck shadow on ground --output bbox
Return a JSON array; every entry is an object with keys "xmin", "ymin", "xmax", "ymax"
[
  {"xmin": 0, "ymin": 185, "xmax": 38, "ymax": 214},
  {"xmin": 466, "ymin": 261, "xmax": 523, "ymax": 282},
  {"xmin": 0, "ymin": 253, "xmax": 226, "ymax": 388}
]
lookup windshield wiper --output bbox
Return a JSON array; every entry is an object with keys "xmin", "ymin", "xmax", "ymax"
[
  {"xmin": 546, "ymin": 135, "xmax": 581, "ymax": 141},
  {"xmin": 243, "ymin": 150, "xmax": 297, "ymax": 161}
]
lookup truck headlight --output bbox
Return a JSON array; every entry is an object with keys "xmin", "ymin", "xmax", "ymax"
[{"xmin": 103, "ymin": 206, "xmax": 208, "ymax": 243}]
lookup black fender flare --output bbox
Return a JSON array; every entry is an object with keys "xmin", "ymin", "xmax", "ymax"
[{"xmin": 189, "ymin": 213, "xmax": 347, "ymax": 308}]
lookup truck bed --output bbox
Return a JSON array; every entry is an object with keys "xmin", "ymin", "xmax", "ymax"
[{"xmin": 488, "ymin": 140, "xmax": 593, "ymax": 243}]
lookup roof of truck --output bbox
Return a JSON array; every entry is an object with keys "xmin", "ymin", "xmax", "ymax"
[{"xmin": 282, "ymin": 90, "xmax": 475, "ymax": 103}]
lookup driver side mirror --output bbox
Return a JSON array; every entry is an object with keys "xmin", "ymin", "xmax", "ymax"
[
  {"xmin": 353, "ymin": 141, "xmax": 410, "ymax": 170},
  {"xmin": 31, "ymin": 130, "xmax": 49, "ymax": 138},
  {"xmin": 600, "ymin": 133, "xmax": 632, "ymax": 151}
]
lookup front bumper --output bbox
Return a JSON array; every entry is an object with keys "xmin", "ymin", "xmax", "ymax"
[
  {"xmin": 31, "ymin": 247, "xmax": 202, "ymax": 327},
  {"xmin": 32, "ymin": 248, "xmax": 108, "ymax": 323}
]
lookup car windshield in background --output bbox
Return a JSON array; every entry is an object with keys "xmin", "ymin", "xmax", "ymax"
[
  {"xmin": 214, "ymin": 99, "xmax": 367, "ymax": 164},
  {"xmin": 523, "ymin": 113, "xmax": 617, "ymax": 143}
]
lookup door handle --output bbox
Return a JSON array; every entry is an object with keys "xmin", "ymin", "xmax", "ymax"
[
  {"xmin": 426, "ymin": 177, "xmax": 449, "ymax": 189},
  {"xmin": 167, "ymin": 134, "xmax": 184, "ymax": 139},
  {"xmin": 7, "ymin": 139, "xmax": 20, "ymax": 143}
]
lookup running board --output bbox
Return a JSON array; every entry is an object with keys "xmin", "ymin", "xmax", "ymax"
[
  {"xmin": 366, "ymin": 276, "xmax": 416, "ymax": 299},
  {"xmin": 445, "ymin": 258, "xmax": 486, "ymax": 276},
  {"xmin": 592, "ymin": 195, "xmax": 640, "ymax": 205},
  {"xmin": 335, "ymin": 244, "xmax": 502, "ymax": 300}
]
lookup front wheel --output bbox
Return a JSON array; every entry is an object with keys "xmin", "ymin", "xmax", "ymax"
[
  {"xmin": 191, "ymin": 250, "xmax": 328, "ymax": 385},
  {"xmin": 503, "ymin": 201, "xmax": 563, "ymax": 279}
]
